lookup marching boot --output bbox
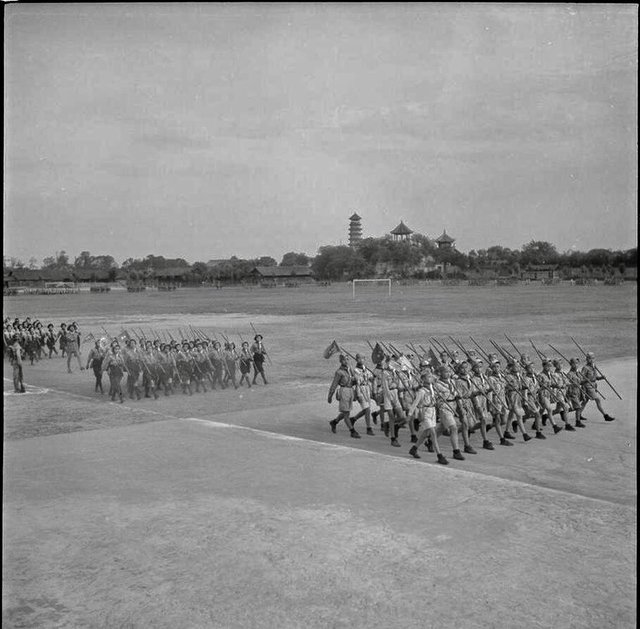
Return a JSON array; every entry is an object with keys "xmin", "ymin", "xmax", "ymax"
[{"xmin": 409, "ymin": 445, "xmax": 421, "ymax": 459}]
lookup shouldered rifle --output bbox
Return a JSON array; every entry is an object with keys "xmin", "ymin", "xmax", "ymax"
[{"xmin": 570, "ymin": 337, "xmax": 621, "ymax": 400}]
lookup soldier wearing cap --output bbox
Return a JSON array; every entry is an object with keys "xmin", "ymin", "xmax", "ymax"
[
  {"xmin": 86, "ymin": 340, "xmax": 106, "ymax": 394},
  {"xmin": 469, "ymin": 358, "xmax": 498, "ymax": 450},
  {"xmin": 503, "ymin": 360, "xmax": 533, "ymax": 442},
  {"xmin": 251, "ymin": 334, "xmax": 268, "ymax": 385},
  {"xmin": 433, "ymin": 364, "xmax": 467, "ymax": 460},
  {"xmin": 408, "ymin": 370, "xmax": 449, "ymax": 465},
  {"xmin": 454, "ymin": 361, "xmax": 478, "ymax": 455},
  {"xmin": 239, "ymin": 341, "xmax": 253, "ymax": 388},
  {"xmin": 551, "ymin": 359, "xmax": 583, "ymax": 428},
  {"xmin": 351, "ymin": 353, "xmax": 376, "ymax": 436},
  {"xmin": 565, "ymin": 358, "xmax": 586, "ymax": 423},
  {"xmin": 328, "ymin": 354, "xmax": 360, "ymax": 439},
  {"xmin": 64, "ymin": 323, "xmax": 84, "ymax": 374},
  {"xmin": 101, "ymin": 342, "xmax": 126, "ymax": 403},
  {"xmin": 9, "ymin": 333, "xmax": 26, "ymax": 393},
  {"xmin": 45, "ymin": 323, "xmax": 59, "ymax": 358},
  {"xmin": 522, "ymin": 361, "xmax": 556, "ymax": 438},
  {"xmin": 537, "ymin": 359, "xmax": 573, "ymax": 432},
  {"xmin": 580, "ymin": 352, "xmax": 615, "ymax": 422},
  {"xmin": 385, "ymin": 357, "xmax": 409, "ymax": 447}
]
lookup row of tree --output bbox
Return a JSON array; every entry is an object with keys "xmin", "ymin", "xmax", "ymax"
[{"xmin": 3, "ymin": 237, "xmax": 637, "ymax": 283}]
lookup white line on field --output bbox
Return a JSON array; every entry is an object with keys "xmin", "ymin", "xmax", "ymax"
[{"xmin": 4, "ymin": 378, "xmax": 631, "ymax": 507}]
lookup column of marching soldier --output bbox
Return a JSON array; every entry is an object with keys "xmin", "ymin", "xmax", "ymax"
[
  {"xmin": 326, "ymin": 338, "xmax": 619, "ymax": 465},
  {"xmin": 3, "ymin": 317, "xmax": 269, "ymax": 398}
]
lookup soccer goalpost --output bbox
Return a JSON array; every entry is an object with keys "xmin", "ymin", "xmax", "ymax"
[{"xmin": 352, "ymin": 278, "xmax": 392, "ymax": 299}]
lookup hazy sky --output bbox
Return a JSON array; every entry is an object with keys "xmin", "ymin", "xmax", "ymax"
[{"xmin": 4, "ymin": 3, "xmax": 638, "ymax": 265}]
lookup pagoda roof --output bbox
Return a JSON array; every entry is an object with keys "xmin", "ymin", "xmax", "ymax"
[
  {"xmin": 349, "ymin": 213, "xmax": 362, "ymax": 221},
  {"xmin": 390, "ymin": 221, "xmax": 413, "ymax": 235},
  {"xmin": 435, "ymin": 230, "xmax": 455, "ymax": 243}
]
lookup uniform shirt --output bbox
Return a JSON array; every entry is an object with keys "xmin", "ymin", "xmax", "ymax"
[{"xmin": 328, "ymin": 365, "xmax": 354, "ymax": 399}]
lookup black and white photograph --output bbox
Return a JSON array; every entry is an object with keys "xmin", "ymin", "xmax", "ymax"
[{"xmin": 3, "ymin": 4, "xmax": 637, "ymax": 628}]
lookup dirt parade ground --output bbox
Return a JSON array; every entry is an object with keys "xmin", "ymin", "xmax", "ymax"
[{"xmin": 3, "ymin": 283, "xmax": 637, "ymax": 629}]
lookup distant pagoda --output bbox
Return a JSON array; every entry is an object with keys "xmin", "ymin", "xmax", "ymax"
[
  {"xmin": 435, "ymin": 230, "xmax": 455, "ymax": 249},
  {"xmin": 390, "ymin": 220, "xmax": 414, "ymax": 242},
  {"xmin": 349, "ymin": 213, "xmax": 363, "ymax": 248}
]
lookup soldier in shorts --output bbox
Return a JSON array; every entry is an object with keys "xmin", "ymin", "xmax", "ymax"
[
  {"xmin": 580, "ymin": 352, "xmax": 615, "ymax": 422},
  {"xmin": 434, "ymin": 365, "xmax": 466, "ymax": 460},
  {"xmin": 328, "ymin": 354, "xmax": 360, "ymax": 438},
  {"xmin": 351, "ymin": 354, "xmax": 376, "ymax": 436},
  {"xmin": 408, "ymin": 371, "xmax": 449, "ymax": 465}
]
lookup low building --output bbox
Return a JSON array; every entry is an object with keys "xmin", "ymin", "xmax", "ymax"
[
  {"xmin": 521, "ymin": 264, "xmax": 560, "ymax": 281},
  {"xmin": 250, "ymin": 265, "xmax": 314, "ymax": 285}
]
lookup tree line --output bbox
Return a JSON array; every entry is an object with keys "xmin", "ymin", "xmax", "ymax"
[{"xmin": 3, "ymin": 237, "xmax": 637, "ymax": 284}]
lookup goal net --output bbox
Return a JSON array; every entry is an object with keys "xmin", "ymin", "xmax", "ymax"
[{"xmin": 352, "ymin": 278, "xmax": 392, "ymax": 299}]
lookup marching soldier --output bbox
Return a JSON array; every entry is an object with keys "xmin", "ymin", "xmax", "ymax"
[
  {"xmin": 86, "ymin": 340, "xmax": 105, "ymax": 394},
  {"xmin": 251, "ymin": 334, "xmax": 269, "ymax": 385},
  {"xmin": 503, "ymin": 360, "xmax": 533, "ymax": 442},
  {"xmin": 408, "ymin": 370, "xmax": 449, "ymax": 465},
  {"xmin": 101, "ymin": 342, "xmax": 126, "ymax": 403},
  {"xmin": 351, "ymin": 353, "xmax": 376, "ymax": 436},
  {"xmin": 328, "ymin": 354, "xmax": 360, "ymax": 439},
  {"xmin": 469, "ymin": 359, "xmax": 496, "ymax": 450},
  {"xmin": 537, "ymin": 360, "xmax": 572, "ymax": 432},
  {"xmin": 433, "ymin": 365, "xmax": 466, "ymax": 460},
  {"xmin": 580, "ymin": 352, "xmax": 615, "ymax": 422},
  {"xmin": 239, "ymin": 341, "xmax": 253, "ymax": 388}
]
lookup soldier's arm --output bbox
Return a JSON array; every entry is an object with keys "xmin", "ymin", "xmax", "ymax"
[{"xmin": 328, "ymin": 371, "xmax": 341, "ymax": 402}]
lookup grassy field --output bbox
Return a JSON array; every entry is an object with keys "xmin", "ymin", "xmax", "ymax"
[{"xmin": 3, "ymin": 281, "xmax": 637, "ymax": 629}]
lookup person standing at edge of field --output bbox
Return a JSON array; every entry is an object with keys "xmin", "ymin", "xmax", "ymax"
[
  {"xmin": 64, "ymin": 323, "xmax": 84, "ymax": 374},
  {"xmin": 9, "ymin": 334, "xmax": 26, "ymax": 393},
  {"xmin": 580, "ymin": 352, "xmax": 616, "ymax": 422},
  {"xmin": 239, "ymin": 341, "xmax": 253, "ymax": 388},
  {"xmin": 251, "ymin": 334, "xmax": 268, "ymax": 385},
  {"xmin": 86, "ymin": 340, "xmax": 105, "ymax": 394},
  {"xmin": 408, "ymin": 370, "xmax": 449, "ymax": 465},
  {"xmin": 328, "ymin": 354, "xmax": 361, "ymax": 439},
  {"xmin": 351, "ymin": 353, "xmax": 376, "ymax": 436}
]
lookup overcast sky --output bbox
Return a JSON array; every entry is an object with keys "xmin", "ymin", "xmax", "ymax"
[{"xmin": 4, "ymin": 3, "xmax": 637, "ymax": 265}]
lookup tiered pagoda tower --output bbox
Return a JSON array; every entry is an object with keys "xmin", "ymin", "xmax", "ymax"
[{"xmin": 348, "ymin": 213, "xmax": 363, "ymax": 248}]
